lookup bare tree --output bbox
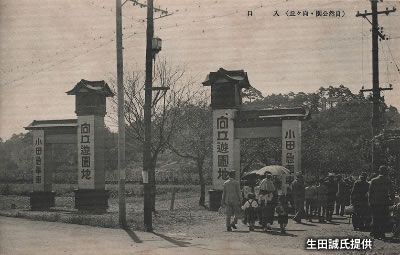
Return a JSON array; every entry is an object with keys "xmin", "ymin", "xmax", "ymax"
[
  {"xmin": 109, "ymin": 58, "xmax": 198, "ymax": 211},
  {"xmin": 167, "ymin": 92, "xmax": 212, "ymax": 207}
]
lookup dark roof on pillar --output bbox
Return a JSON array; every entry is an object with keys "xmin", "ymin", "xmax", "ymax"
[
  {"xmin": 24, "ymin": 119, "xmax": 78, "ymax": 130},
  {"xmin": 234, "ymin": 107, "xmax": 311, "ymax": 128},
  {"xmin": 202, "ymin": 68, "xmax": 251, "ymax": 89},
  {"xmin": 66, "ymin": 79, "xmax": 114, "ymax": 97}
]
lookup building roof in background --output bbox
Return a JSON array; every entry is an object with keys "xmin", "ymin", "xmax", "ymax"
[{"xmin": 24, "ymin": 119, "xmax": 78, "ymax": 130}]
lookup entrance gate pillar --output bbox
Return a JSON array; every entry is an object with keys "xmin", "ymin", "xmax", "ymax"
[
  {"xmin": 212, "ymin": 109, "xmax": 241, "ymax": 189},
  {"xmin": 25, "ymin": 119, "xmax": 78, "ymax": 210},
  {"xmin": 282, "ymin": 120, "xmax": 302, "ymax": 176},
  {"xmin": 67, "ymin": 79, "xmax": 114, "ymax": 212},
  {"xmin": 29, "ymin": 129, "xmax": 56, "ymax": 210},
  {"xmin": 203, "ymin": 69, "xmax": 251, "ymax": 209}
]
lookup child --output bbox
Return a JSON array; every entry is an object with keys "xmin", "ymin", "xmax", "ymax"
[
  {"xmin": 242, "ymin": 185, "xmax": 252, "ymax": 205},
  {"xmin": 242, "ymin": 193, "xmax": 259, "ymax": 231},
  {"xmin": 276, "ymin": 195, "xmax": 289, "ymax": 234}
]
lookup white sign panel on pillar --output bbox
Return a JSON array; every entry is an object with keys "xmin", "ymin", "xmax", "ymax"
[
  {"xmin": 282, "ymin": 119, "xmax": 302, "ymax": 183},
  {"xmin": 212, "ymin": 109, "xmax": 238, "ymax": 190},
  {"xmin": 78, "ymin": 116, "xmax": 95, "ymax": 189},
  {"xmin": 32, "ymin": 130, "xmax": 45, "ymax": 191}
]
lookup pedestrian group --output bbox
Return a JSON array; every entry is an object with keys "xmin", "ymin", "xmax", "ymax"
[{"xmin": 220, "ymin": 165, "xmax": 399, "ymax": 240}]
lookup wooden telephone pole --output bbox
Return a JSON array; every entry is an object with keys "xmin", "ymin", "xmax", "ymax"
[
  {"xmin": 115, "ymin": 0, "xmax": 170, "ymax": 231},
  {"xmin": 143, "ymin": 0, "xmax": 154, "ymax": 232},
  {"xmin": 116, "ymin": 0, "xmax": 127, "ymax": 228},
  {"xmin": 357, "ymin": 0, "xmax": 395, "ymax": 173}
]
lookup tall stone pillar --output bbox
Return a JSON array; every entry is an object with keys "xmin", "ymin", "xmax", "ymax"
[
  {"xmin": 29, "ymin": 130, "xmax": 55, "ymax": 210},
  {"xmin": 212, "ymin": 109, "xmax": 241, "ymax": 189},
  {"xmin": 282, "ymin": 119, "xmax": 302, "ymax": 182},
  {"xmin": 203, "ymin": 68, "xmax": 251, "ymax": 210},
  {"xmin": 66, "ymin": 79, "xmax": 114, "ymax": 212}
]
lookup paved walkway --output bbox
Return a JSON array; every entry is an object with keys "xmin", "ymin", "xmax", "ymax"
[{"xmin": 0, "ymin": 216, "xmax": 321, "ymax": 255}]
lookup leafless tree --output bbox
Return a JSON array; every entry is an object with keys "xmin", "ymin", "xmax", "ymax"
[
  {"xmin": 167, "ymin": 92, "xmax": 212, "ymax": 207},
  {"xmin": 109, "ymin": 57, "xmax": 200, "ymax": 211}
]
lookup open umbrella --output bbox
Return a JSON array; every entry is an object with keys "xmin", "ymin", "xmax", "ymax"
[{"xmin": 242, "ymin": 165, "xmax": 291, "ymax": 180}]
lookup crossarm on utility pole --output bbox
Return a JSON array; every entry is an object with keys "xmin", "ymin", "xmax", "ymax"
[{"xmin": 356, "ymin": 7, "xmax": 396, "ymax": 17}]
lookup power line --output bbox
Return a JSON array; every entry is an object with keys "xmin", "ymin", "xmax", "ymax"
[
  {"xmin": 0, "ymin": 0, "xmax": 328, "ymax": 84},
  {"xmin": 89, "ymin": 1, "xmax": 147, "ymax": 24},
  {"xmin": 0, "ymin": 1, "xmax": 148, "ymax": 76},
  {"xmin": 123, "ymin": 0, "xmax": 289, "ymax": 40},
  {"xmin": 0, "ymin": 32, "xmax": 114, "ymax": 76},
  {"xmin": 383, "ymin": 39, "xmax": 400, "ymax": 77},
  {"xmin": 0, "ymin": 36, "xmax": 117, "ymax": 88}
]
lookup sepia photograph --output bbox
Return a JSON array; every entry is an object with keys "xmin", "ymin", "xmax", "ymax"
[{"xmin": 0, "ymin": 0, "xmax": 400, "ymax": 254}]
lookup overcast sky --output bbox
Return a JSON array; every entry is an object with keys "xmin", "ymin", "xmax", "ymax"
[{"xmin": 1, "ymin": 0, "xmax": 400, "ymax": 140}]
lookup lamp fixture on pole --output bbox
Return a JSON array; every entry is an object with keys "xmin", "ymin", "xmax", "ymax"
[{"xmin": 151, "ymin": 36, "xmax": 162, "ymax": 59}]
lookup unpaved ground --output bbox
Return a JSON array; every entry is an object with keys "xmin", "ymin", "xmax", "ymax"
[
  {"xmin": 0, "ymin": 216, "xmax": 325, "ymax": 255},
  {"xmin": 1, "ymin": 194, "xmax": 399, "ymax": 254}
]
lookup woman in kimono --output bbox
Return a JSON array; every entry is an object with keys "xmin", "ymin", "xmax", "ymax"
[{"xmin": 259, "ymin": 172, "xmax": 276, "ymax": 231}]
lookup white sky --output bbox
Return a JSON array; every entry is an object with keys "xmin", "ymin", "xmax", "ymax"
[{"xmin": 1, "ymin": 0, "xmax": 400, "ymax": 140}]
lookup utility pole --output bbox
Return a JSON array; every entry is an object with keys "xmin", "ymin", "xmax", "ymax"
[
  {"xmin": 116, "ymin": 0, "xmax": 126, "ymax": 228},
  {"xmin": 143, "ymin": 0, "xmax": 154, "ymax": 232},
  {"xmin": 115, "ymin": 0, "xmax": 170, "ymax": 232},
  {"xmin": 357, "ymin": 0, "xmax": 395, "ymax": 173}
]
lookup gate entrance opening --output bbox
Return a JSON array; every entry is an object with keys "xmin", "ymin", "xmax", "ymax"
[{"xmin": 203, "ymin": 68, "xmax": 310, "ymax": 203}]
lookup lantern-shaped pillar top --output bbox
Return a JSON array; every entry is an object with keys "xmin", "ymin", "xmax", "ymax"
[
  {"xmin": 66, "ymin": 79, "xmax": 114, "ymax": 116},
  {"xmin": 202, "ymin": 68, "xmax": 251, "ymax": 109}
]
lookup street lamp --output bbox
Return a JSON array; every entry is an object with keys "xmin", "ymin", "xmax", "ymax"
[{"xmin": 152, "ymin": 36, "xmax": 162, "ymax": 58}]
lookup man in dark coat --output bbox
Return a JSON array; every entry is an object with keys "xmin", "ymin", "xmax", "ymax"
[
  {"xmin": 316, "ymin": 178, "xmax": 328, "ymax": 223},
  {"xmin": 292, "ymin": 174, "xmax": 305, "ymax": 223},
  {"xmin": 369, "ymin": 165, "xmax": 395, "ymax": 239},
  {"xmin": 335, "ymin": 175, "xmax": 346, "ymax": 216},
  {"xmin": 351, "ymin": 172, "xmax": 370, "ymax": 230},
  {"xmin": 326, "ymin": 173, "xmax": 337, "ymax": 222}
]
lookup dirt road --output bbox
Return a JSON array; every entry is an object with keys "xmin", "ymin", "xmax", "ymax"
[
  {"xmin": 1, "ymin": 215, "xmax": 399, "ymax": 255},
  {"xmin": 1, "ymin": 193, "xmax": 399, "ymax": 254},
  {"xmin": 0, "ymin": 216, "xmax": 326, "ymax": 255}
]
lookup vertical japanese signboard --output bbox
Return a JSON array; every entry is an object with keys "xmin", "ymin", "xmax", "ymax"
[
  {"xmin": 78, "ymin": 116, "xmax": 95, "ymax": 189},
  {"xmin": 32, "ymin": 130, "xmax": 45, "ymax": 191},
  {"xmin": 213, "ymin": 109, "xmax": 238, "ymax": 190},
  {"xmin": 282, "ymin": 120, "xmax": 302, "ymax": 183}
]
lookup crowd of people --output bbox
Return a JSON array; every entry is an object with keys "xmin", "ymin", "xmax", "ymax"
[{"xmin": 220, "ymin": 165, "xmax": 400, "ymax": 240}]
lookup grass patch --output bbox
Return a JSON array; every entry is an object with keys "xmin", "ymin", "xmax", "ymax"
[
  {"xmin": 0, "ymin": 183, "xmax": 205, "ymax": 197},
  {"xmin": 0, "ymin": 185, "xmax": 213, "ymax": 230}
]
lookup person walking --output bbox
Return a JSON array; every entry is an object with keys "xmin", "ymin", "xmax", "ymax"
[
  {"xmin": 351, "ymin": 172, "xmax": 370, "ymax": 231},
  {"xmin": 305, "ymin": 182, "xmax": 317, "ymax": 222},
  {"xmin": 221, "ymin": 170, "xmax": 242, "ymax": 232},
  {"xmin": 292, "ymin": 175, "xmax": 305, "ymax": 223},
  {"xmin": 276, "ymin": 194, "xmax": 289, "ymax": 234},
  {"xmin": 368, "ymin": 165, "xmax": 395, "ymax": 239},
  {"xmin": 335, "ymin": 175, "xmax": 346, "ymax": 216},
  {"xmin": 326, "ymin": 173, "xmax": 337, "ymax": 222},
  {"xmin": 316, "ymin": 177, "xmax": 328, "ymax": 223},
  {"xmin": 259, "ymin": 172, "xmax": 276, "ymax": 231}
]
